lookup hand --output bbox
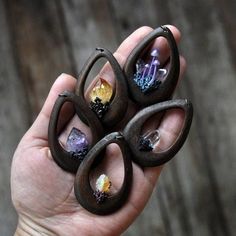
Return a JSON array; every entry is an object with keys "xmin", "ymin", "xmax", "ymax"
[{"xmin": 11, "ymin": 25, "xmax": 186, "ymax": 236}]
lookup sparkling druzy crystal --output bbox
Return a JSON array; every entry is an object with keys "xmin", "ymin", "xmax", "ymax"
[
  {"xmin": 93, "ymin": 174, "xmax": 111, "ymax": 204},
  {"xmin": 139, "ymin": 130, "xmax": 160, "ymax": 152},
  {"xmin": 133, "ymin": 49, "xmax": 167, "ymax": 93},
  {"xmin": 90, "ymin": 78, "xmax": 113, "ymax": 104},
  {"xmin": 89, "ymin": 78, "xmax": 113, "ymax": 118},
  {"xmin": 66, "ymin": 127, "xmax": 89, "ymax": 160}
]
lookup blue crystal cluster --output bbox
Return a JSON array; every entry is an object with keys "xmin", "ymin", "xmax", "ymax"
[{"xmin": 133, "ymin": 49, "xmax": 167, "ymax": 93}]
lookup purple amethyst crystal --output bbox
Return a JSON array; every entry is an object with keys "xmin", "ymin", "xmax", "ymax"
[
  {"xmin": 133, "ymin": 48, "xmax": 167, "ymax": 93},
  {"xmin": 66, "ymin": 127, "xmax": 89, "ymax": 160}
]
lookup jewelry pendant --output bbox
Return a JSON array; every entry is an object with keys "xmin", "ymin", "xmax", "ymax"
[
  {"xmin": 123, "ymin": 99, "xmax": 193, "ymax": 167},
  {"xmin": 76, "ymin": 48, "xmax": 128, "ymax": 127},
  {"xmin": 124, "ymin": 26, "xmax": 180, "ymax": 106},
  {"xmin": 66, "ymin": 127, "xmax": 89, "ymax": 161},
  {"xmin": 74, "ymin": 132, "xmax": 133, "ymax": 215}
]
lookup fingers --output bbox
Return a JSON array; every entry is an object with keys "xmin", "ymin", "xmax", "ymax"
[
  {"xmin": 26, "ymin": 73, "xmax": 77, "ymax": 141},
  {"xmin": 86, "ymin": 25, "xmax": 181, "ymax": 97}
]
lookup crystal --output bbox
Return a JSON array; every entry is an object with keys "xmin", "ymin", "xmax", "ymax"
[
  {"xmin": 95, "ymin": 174, "xmax": 111, "ymax": 193},
  {"xmin": 133, "ymin": 48, "xmax": 167, "ymax": 93},
  {"xmin": 66, "ymin": 127, "xmax": 89, "ymax": 160},
  {"xmin": 89, "ymin": 78, "xmax": 113, "ymax": 118},
  {"xmin": 93, "ymin": 174, "xmax": 111, "ymax": 204},
  {"xmin": 89, "ymin": 78, "xmax": 113, "ymax": 104},
  {"xmin": 139, "ymin": 130, "xmax": 160, "ymax": 152}
]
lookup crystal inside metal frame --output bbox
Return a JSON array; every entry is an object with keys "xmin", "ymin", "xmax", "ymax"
[
  {"xmin": 138, "ymin": 129, "xmax": 160, "ymax": 152},
  {"xmin": 76, "ymin": 47, "xmax": 128, "ymax": 127},
  {"xmin": 74, "ymin": 132, "xmax": 133, "ymax": 215},
  {"xmin": 89, "ymin": 78, "xmax": 113, "ymax": 119},
  {"xmin": 124, "ymin": 26, "xmax": 180, "ymax": 106},
  {"xmin": 134, "ymin": 49, "xmax": 167, "ymax": 94}
]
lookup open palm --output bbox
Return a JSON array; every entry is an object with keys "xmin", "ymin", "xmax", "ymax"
[{"xmin": 11, "ymin": 25, "xmax": 186, "ymax": 236}]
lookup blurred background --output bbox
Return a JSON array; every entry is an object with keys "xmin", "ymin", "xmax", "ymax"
[{"xmin": 0, "ymin": 0, "xmax": 236, "ymax": 235}]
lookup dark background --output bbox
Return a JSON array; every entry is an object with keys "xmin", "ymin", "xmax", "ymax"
[{"xmin": 0, "ymin": 0, "xmax": 236, "ymax": 235}]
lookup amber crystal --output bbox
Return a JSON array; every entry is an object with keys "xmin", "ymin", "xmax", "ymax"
[{"xmin": 90, "ymin": 78, "xmax": 113, "ymax": 104}]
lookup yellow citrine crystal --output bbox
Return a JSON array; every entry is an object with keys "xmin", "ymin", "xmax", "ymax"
[
  {"xmin": 89, "ymin": 78, "xmax": 113, "ymax": 104},
  {"xmin": 95, "ymin": 174, "xmax": 111, "ymax": 193}
]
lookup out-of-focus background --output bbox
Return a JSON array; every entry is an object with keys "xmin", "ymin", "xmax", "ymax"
[{"xmin": 0, "ymin": 0, "xmax": 236, "ymax": 235}]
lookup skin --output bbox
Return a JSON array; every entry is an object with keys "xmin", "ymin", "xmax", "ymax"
[{"xmin": 11, "ymin": 25, "xmax": 187, "ymax": 236}]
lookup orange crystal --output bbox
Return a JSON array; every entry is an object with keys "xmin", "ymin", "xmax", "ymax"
[
  {"xmin": 89, "ymin": 78, "xmax": 113, "ymax": 104},
  {"xmin": 95, "ymin": 174, "xmax": 111, "ymax": 193}
]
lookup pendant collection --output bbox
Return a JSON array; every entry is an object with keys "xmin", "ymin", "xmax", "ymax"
[{"xmin": 48, "ymin": 26, "xmax": 193, "ymax": 215}]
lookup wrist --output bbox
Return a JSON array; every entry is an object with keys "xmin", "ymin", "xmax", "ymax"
[{"xmin": 15, "ymin": 215, "xmax": 55, "ymax": 236}]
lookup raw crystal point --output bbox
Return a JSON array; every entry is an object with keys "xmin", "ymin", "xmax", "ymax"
[
  {"xmin": 139, "ymin": 130, "xmax": 160, "ymax": 152},
  {"xmin": 151, "ymin": 48, "xmax": 159, "ymax": 57},
  {"xmin": 90, "ymin": 78, "xmax": 113, "ymax": 104},
  {"xmin": 66, "ymin": 127, "xmax": 89, "ymax": 160}
]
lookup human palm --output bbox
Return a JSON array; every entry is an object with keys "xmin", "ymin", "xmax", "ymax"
[{"xmin": 11, "ymin": 25, "xmax": 186, "ymax": 236}]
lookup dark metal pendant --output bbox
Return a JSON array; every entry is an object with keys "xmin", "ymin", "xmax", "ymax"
[
  {"xmin": 74, "ymin": 132, "xmax": 133, "ymax": 215},
  {"xmin": 124, "ymin": 26, "xmax": 180, "ymax": 106},
  {"xmin": 76, "ymin": 47, "xmax": 128, "ymax": 127},
  {"xmin": 48, "ymin": 91, "xmax": 104, "ymax": 174},
  {"xmin": 123, "ymin": 99, "xmax": 193, "ymax": 167}
]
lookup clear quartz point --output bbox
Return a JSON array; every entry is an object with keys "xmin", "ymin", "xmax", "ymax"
[
  {"xmin": 143, "ymin": 130, "xmax": 160, "ymax": 146},
  {"xmin": 139, "ymin": 129, "xmax": 160, "ymax": 152}
]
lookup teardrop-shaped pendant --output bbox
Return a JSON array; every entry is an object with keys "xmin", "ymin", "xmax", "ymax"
[
  {"xmin": 76, "ymin": 48, "xmax": 128, "ymax": 127},
  {"xmin": 48, "ymin": 91, "xmax": 104, "ymax": 173},
  {"xmin": 74, "ymin": 132, "xmax": 133, "ymax": 215},
  {"xmin": 123, "ymin": 99, "xmax": 193, "ymax": 167},
  {"xmin": 124, "ymin": 26, "xmax": 180, "ymax": 106}
]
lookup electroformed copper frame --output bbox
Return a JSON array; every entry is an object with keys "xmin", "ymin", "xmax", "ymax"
[
  {"xmin": 48, "ymin": 91, "xmax": 104, "ymax": 174},
  {"xmin": 124, "ymin": 26, "xmax": 180, "ymax": 106},
  {"xmin": 76, "ymin": 47, "xmax": 128, "ymax": 128},
  {"xmin": 123, "ymin": 99, "xmax": 193, "ymax": 167}
]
